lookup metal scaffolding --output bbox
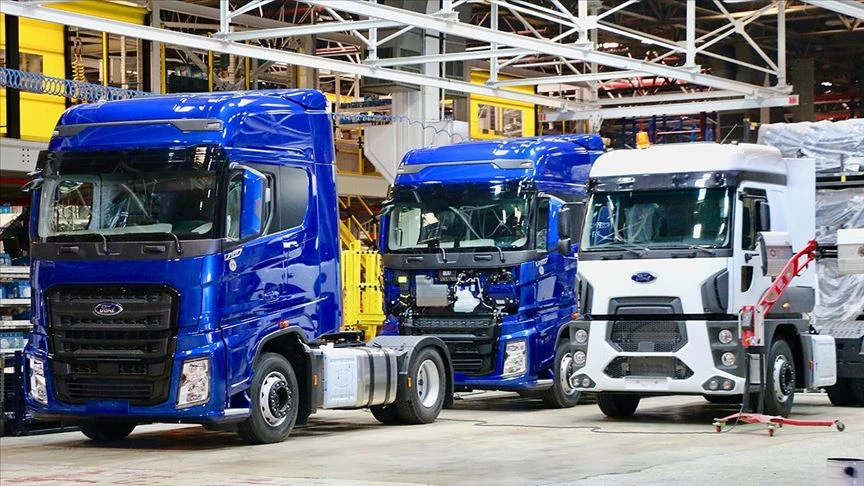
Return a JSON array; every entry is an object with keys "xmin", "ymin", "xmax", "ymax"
[{"xmin": 4, "ymin": 0, "xmax": 859, "ymax": 121}]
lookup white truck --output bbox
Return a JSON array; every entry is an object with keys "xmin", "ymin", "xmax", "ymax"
[{"xmin": 569, "ymin": 140, "xmax": 863, "ymax": 418}]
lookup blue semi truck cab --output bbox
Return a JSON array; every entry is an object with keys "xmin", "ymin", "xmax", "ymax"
[
  {"xmin": 23, "ymin": 90, "xmax": 453, "ymax": 444},
  {"xmin": 379, "ymin": 135, "xmax": 604, "ymax": 407}
]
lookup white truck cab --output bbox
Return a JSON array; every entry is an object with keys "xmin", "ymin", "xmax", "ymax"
[{"xmin": 570, "ymin": 142, "xmax": 828, "ymax": 418}]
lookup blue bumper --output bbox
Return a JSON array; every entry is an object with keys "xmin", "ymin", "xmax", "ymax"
[
  {"xmin": 24, "ymin": 331, "xmax": 240, "ymax": 424},
  {"xmin": 454, "ymin": 328, "xmax": 553, "ymax": 392}
]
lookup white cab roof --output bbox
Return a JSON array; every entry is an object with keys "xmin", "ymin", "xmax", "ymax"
[{"xmin": 591, "ymin": 142, "xmax": 785, "ymax": 178}]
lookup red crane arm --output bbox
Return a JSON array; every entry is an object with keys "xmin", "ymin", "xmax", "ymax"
[{"xmin": 757, "ymin": 239, "xmax": 818, "ymax": 316}]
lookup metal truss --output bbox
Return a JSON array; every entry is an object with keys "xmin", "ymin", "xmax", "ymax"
[{"xmin": 3, "ymin": 0, "xmax": 821, "ymax": 121}]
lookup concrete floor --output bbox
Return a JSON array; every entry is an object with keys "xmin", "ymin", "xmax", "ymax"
[{"xmin": 1, "ymin": 392, "xmax": 861, "ymax": 485}]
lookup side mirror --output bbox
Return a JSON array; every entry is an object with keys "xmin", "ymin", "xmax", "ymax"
[
  {"xmin": 558, "ymin": 207, "xmax": 572, "ymax": 239},
  {"xmin": 837, "ymin": 228, "xmax": 864, "ymax": 275},
  {"xmin": 240, "ymin": 167, "xmax": 267, "ymax": 240},
  {"xmin": 755, "ymin": 200, "xmax": 771, "ymax": 232},
  {"xmin": 756, "ymin": 231, "xmax": 792, "ymax": 277}
]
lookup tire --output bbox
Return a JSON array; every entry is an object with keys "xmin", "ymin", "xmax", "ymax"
[
  {"xmin": 238, "ymin": 353, "xmax": 300, "ymax": 444},
  {"xmin": 704, "ymin": 395, "xmax": 742, "ymax": 405},
  {"xmin": 826, "ymin": 378, "xmax": 857, "ymax": 407},
  {"xmin": 763, "ymin": 339, "xmax": 796, "ymax": 417},
  {"xmin": 597, "ymin": 393, "xmax": 640, "ymax": 418},
  {"xmin": 370, "ymin": 404, "xmax": 404, "ymax": 425},
  {"xmin": 392, "ymin": 347, "xmax": 446, "ymax": 425},
  {"xmin": 79, "ymin": 422, "xmax": 136, "ymax": 442},
  {"xmin": 849, "ymin": 378, "xmax": 864, "ymax": 407},
  {"xmin": 542, "ymin": 342, "xmax": 582, "ymax": 409}
]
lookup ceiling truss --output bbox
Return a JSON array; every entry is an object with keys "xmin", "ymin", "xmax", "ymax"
[{"xmin": 2, "ymin": 0, "xmax": 837, "ymax": 120}]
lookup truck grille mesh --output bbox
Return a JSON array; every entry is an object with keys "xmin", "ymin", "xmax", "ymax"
[
  {"xmin": 403, "ymin": 316, "xmax": 498, "ymax": 375},
  {"xmin": 47, "ymin": 285, "xmax": 178, "ymax": 406},
  {"xmin": 609, "ymin": 321, "xmax": 686, "ymax": 352}
]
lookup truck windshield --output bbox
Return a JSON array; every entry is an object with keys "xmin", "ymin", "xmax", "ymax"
[
  {"xmin": 581, "ymin": 187, "xmax": 732, "ymax": 251},
  {"xmin": 387, "ymin": 181, "xmax": 532, "ymax": 252},
  {"xmin": 39, "ymin": 170, "xmax": 220, "ymax": 241}
]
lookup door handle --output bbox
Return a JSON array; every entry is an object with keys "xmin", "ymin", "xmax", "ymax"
[
  {"xmin": 264, "ymin": 290, "xmax": 279, "ymax": 303},
  {"xmin": 744, "ymin": 251, "xmax": 758, "ymax": 263}
]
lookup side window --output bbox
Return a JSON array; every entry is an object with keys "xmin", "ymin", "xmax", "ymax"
[
  {"xmin": 740, "ymin": 189, "xmax": 768, "ymax": 251},
  {"xmin": 225, "ymin": 172, "xmax": 243, "ymax": 240},
  {"xmin": 278, "ymin": 166, "xmax": 310, "ymax": 230},
  {"xmin": 536, "ymin": 199, "xmax": 549, "ymax": 251}
]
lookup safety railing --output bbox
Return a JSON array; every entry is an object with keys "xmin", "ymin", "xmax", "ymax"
[{"xmin": 341, "ymin": 240, "xmax": 385, "ymax": 339}]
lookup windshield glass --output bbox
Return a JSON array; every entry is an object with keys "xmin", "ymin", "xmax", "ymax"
[
  {"xmin": 39, "ymin": 170, "xmax": 220, "ymax": 241},
  {"xmin": 387, "ymin": 180, "xmax": 533, "ymax": 252},
  {"xmin": 581, "ymin": 187, "xmax": 732, "ymax": 251}
]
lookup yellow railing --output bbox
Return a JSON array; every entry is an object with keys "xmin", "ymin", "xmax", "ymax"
[{"xmin": 341, "ymin": 240, "xmax": 385, "ymax": 340}]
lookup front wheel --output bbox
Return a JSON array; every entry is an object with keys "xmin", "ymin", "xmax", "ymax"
[
  {"xmin": 238, "ymin": 353, "xmax": 300, "ymax": 444},
  {"xmin": 392, "ymin": 347, "xmax": 446, "ymax": 424},
  {"xmin": 597, "ymin": 393, "xmax": 640, "ymax": 418},
  {"xmin": 542, "ymin": 342, "xmax": 582, "ymax": 408},
  {"xmin": 79, "ymin": 421, "xmax": 136, "ymax": 442},
  {"xmin": 826, "ymin": 378, "xmax": 857, "ymax": 407},
  {"xmin": 763, "ymin": 339, "xmax": 796, "ymax": 417}
]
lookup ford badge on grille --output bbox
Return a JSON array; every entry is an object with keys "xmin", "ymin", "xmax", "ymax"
[
  {"xmin": 93, "ymin": 302, "xmax": 124, "ymax": 316},
  {"xmin": 631, "ymin": 272, "xmax": 657, "ymax": 283}
]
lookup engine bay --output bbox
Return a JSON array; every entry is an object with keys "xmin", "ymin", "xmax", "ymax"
[{"xmin": 387, "ymin": 268, "xmax": 520, "ymax": 319}]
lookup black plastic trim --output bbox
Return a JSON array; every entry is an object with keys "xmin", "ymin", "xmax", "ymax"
[
  {"xmin": 32, "ymin": 239, "xmax": 222, "ymax": 261},
  {"xmin": 382, "ymin": 249, "xmax": 539, "ymax": 270}
]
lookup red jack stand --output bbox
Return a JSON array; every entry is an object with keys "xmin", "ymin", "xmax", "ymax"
[{"xmin": 713, "ymin": 412, "xmax": 846, "ymax": 436}]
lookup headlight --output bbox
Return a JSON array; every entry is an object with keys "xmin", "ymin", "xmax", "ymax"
[
  {"xmin": 573, "ymin": 350, "xmax": 587, "ymax": 366},
  {"xmin": 502, "ymin": 340, "xmax": 527, "ymax": 377},
  {"xmin": 177, "ymin": 358, "xmax": 210, "ymax": 408},
  {"xmin": 574, "ymin": 329, "xmax": 589, "ymax": 344},
  {"xmin": 28, "ymin": 357, "xmax": 48, "ymax": 405},
  {"xmin": 721, "ymin": 352, "xmax": 736, "ymax": 367},
  {"xmin": 718, "ymin": 329, "xmax": 734, "ymax": 344}
]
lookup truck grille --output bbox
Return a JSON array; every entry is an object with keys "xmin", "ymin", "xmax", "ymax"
[
  {"xmin": 604, "ymin": 356, "xmax": 694, "ymax": 379},
  {"xmin": 609, "ymin": 321, "xmax": 686, "ymax": 353},
  {"xmin": 402, "ymin": 317, "xmax": 498, "ymax": 375},
  {"xmin": 46, "ymin": 285, "xmax": 178, "ymax": 406}
]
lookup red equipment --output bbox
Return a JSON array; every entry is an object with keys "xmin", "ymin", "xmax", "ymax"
[{"xmin": 713, "ymin": 239, "xmax": 845, "ymax": 436}]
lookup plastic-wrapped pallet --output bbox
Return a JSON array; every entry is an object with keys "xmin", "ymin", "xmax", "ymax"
[
  {"xmin": 757, "ymin": 119, "xmax": 864, "ymax": 175},
  {"xmin": 814, "ymin": 187, "xmax": 864, "ymax": 323}
]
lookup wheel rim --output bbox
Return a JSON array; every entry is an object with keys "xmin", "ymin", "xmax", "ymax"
[
  {"xmin": 558, "ymin": 352, "xmax": 577, "ymax": 395},
  {"xmin": 772, "ymin": 354, "xmax": 795, "ymax": 403},
  {"xmin": 416, "ymin": 359, "xmax": 441, "ymax": 408},
  {"xmin": 259, "ymin": 371, "xmax": 292, "ymax": 427}
]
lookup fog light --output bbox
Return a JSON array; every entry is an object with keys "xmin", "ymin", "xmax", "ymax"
[
  {"xmin": 721, "ymin": 352, "xmax": 736, "ymax": 367},
  {"xmin": 581, "ymin": 378, "xmax": 592, "ymax": 388},
  {"xmin": 718, "ymin": 329, "xmax": 734, "ymax": 345},
  {"xmin": 722, "ymin": 379, "xmax": 734, "ymax": 391},
  {"xmin": 707, "ymin": 378, "xmax": 719, "ymax": 391},
  {"xmin": 28, "ymin": 357, "xmax": 47, "ymax": 405},
  {"xmin": 574, "ymin": 329, "xmax": 589, "ymax": 344},
  {"xmin": 502, "ymin": 340, "xmax": 527, "ymax": 378},
  {"xmin": 573, "ymin": 350, "xmax": 587, "ymax": 366},
  {"xmin": 177, "ymin": 358, "xmax": 210, "ymax": 408}
]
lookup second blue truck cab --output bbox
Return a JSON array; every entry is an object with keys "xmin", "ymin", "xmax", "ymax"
[{"xmin": 379, "ymin": 135, "xmax": 604, "ymax": 407}]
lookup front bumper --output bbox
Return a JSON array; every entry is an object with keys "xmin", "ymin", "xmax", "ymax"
[
  {"xmin": 24, "ymin": 331, "xmax": 240, "ymax": 424},
  {"xmin": 573, "ymin": 320, "xmax": 746, "ymax": 395}
]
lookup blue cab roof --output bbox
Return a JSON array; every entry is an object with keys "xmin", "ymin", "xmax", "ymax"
[
  {"xmin": 49, "ymin": 89, "xmax": 329, "ymax": 154},
  {"xmin": 395, "ymin": 134, "xmax": 605, "ymax": 189}
]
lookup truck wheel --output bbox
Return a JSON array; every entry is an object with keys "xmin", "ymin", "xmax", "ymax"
[
  {"xmin": 763, "ymin": 339, "xmax": 796, "ymax": 417},
  {"xmin": 393, "ymin": 347, "xmax": 446, "ymax": 425},
  {"xmin": 370, "ymin": 404, "xmax": 404, "ymax": 425},
  {"xmin": 79, "ymin": 422, "xmax": 136, "ymax": 442},
  {"xmin": 826, "ymin": 378, "xmax": 857, "ymax": 407},
  {"xmin": 238, "ymin": 353, "xmax": 299, "ymax": 444},
  {"xmin": 597, "ymin": 393, "xmax": 640, "ymax": 418},
  {"xmin": 542, "ymin": 342, "xmax": 582, "ymax": 408},
  {"xmin": 849, "ymin": 378, "xmax": 864, "ymax": 407}
]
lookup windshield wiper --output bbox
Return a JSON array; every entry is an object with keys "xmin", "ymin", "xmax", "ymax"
[
  {"xmin": 423, "ymin": 238, "xmax": 447, "ymax": 262},
  {"xmin": 600, "ymin": 240, "xmax": 648, "ymax": 258},
  {"xmin": 652, "ymin": 243, "xmax": 716, "ymax": 256},
  {"xmin": 168, "ymin": 232, "xmax": 184, "ymax": 255}
]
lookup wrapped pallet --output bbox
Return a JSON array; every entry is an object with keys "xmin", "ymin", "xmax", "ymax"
[{"xmin": 758, "ymin": 119, "xmax": 864, "ymax": 175}]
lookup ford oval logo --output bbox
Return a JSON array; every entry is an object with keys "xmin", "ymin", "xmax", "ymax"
[
  {"xmin": 631, "ymin": 272, "xmax": 657, "ymax": 283},
  {"xmin": 93, "ymin": 302, "xmax": 124, "ymax": 317}
]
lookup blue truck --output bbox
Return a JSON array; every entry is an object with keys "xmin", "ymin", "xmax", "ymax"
[
  {"xmin": 22, "ymin": 89, "xmax": 454, "ymax": 444},
  {"xmin": 378, "ymin": 135, "xmax": 604, "ymax": 407}
]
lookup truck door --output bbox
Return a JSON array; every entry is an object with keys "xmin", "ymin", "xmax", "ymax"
[
  {"xmin": 732, "ymin": 187, "xmax": 774, "ymax": 310},
  {"xmin": 222, "ymin": 166, "xmax": 286, "ymax": 392}
]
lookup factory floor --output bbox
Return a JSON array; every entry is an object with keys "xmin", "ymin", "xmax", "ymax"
[{"xmin": 1, "ymin": 392, "xmax": 861, "ymax": 485}]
